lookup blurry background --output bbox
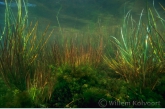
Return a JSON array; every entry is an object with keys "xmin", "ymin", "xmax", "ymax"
[{"xmin": 0, "ymin": 0, "xmax": 165, "ymax": 33}]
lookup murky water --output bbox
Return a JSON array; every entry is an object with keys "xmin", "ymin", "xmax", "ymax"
[
  {"xmin": 0, "ymin": 1, "xmax": 165, "ymax": 107},
  {"xmin": 0, "ymin": 0, "xmax": 165, "ymax": 31}
]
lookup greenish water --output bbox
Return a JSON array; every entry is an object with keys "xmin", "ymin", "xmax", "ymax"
[
  {"xmin": 28, "ymin": 0, "xmax": 165, "ymax": 28},
  {"xmin": 0, "ymin": 0, "xmax": 165, "ymax": 108},
  {"xmin": 0, "ymin": 0, "xmax": 165, "ymax": 29},
  {"xmin": 1, "ymin": 0, "xmax": 165, "ymax": 30}
]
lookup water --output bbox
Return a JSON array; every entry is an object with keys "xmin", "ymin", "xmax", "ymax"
[
  {"xmin": 0, "ymin": 0, "xmax": 165, "ymax": 30},
  {"xmin": 0, "ymin": 0, "xmax": 165, "ymax": 107},
  {"xmin": 0, "ymin": 1, "xmax": 36, "ymax": 7},
  {"xmin": 32, "ymin": 0, "xmax": 165, "ymax": 32}
]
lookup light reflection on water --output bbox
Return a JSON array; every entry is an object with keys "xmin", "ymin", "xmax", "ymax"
[{"xmin": 0, "ymin": 1, "xmax": 36, "ymax": 7}]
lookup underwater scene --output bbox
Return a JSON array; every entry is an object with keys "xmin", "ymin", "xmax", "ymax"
[{"xmin": 0, "ymin": 0, "xmax": 165, "ymax": 108}]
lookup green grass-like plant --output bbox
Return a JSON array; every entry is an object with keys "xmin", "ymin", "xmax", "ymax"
[
  {"xmin": 103, "ymin": 3, "xmax": 165, "ymax": 90},
  {"xmin": 0, "ymin": 0, "xmax": 55, "ymax": 106},
  {"xmin": 0, "ymin": 0, "xmax": 165, "ymax": 108}
]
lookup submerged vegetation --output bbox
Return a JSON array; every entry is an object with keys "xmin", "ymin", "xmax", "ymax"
[{"xmin": 0, "ymin": 0, "xmax": 165, "ymax": 108}]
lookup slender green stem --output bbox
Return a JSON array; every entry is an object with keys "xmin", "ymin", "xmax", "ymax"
[{"xmin": 56, "ymin": 5, "xmax": 62, "ymax": 36}]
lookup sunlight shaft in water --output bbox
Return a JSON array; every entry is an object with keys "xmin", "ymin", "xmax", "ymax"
[{"xmin": 0, "ymin": 1, "xmax": 36, "ymax": 7}]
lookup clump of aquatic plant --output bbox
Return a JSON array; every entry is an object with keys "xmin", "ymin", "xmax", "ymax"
[
  {"xmin": 47, "ymin": 64, "xmax": 112, "ymax": 108},
  {"xmin": 103, "ymin": 3, "xmax": 165, "ymax": 89},
  {"xmin": 5, "ymin": 90, "xmax": 34, "ymax": 108},
  {"xmin": 26, "ymin": 64, "xmax": 56, "ymax": 107},
  {"xmin": 0, "ymin": 0, "xmax": 54, "ymax": 105},
  {"xmin": 50, "ymin": 32, "xmax": 103, "ymax": 68}
]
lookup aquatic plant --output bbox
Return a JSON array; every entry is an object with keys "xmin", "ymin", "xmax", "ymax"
[
  {"xmin": 0, "ymin": 0, "xmax": 54, "ymax": 105},
  {"xmin": 50, "ymin": 31, "xmax": 103, "ymax": 68},
  {"xmin": 0, "ymin": 0, "xmax": 165, "ymax": 108},
  {"xmin": 103, "ymin": 3, "xmax": 165, "ymax": 89}
]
